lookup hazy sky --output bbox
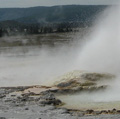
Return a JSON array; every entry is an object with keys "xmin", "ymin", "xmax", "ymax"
[{"xmin": 0, "ymin": 0, "xmax": 119, "ymax": 8}]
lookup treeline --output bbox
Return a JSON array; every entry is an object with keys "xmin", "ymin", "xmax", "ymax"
[{"xmin": 0, "ymin": 21, "xmax": 86, "ymax": 37}]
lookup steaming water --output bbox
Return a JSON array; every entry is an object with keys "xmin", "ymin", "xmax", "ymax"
[
  {"xmin": 58, "ymin": 95, "xmax": 120, "ymax": 111},
  {"xmin": 0, "ymin": 31, "xmax": 86, "ymax": 87},
  {"xmin": 0, "ymin": 44, "xmax": 80, "ymax": 87}
]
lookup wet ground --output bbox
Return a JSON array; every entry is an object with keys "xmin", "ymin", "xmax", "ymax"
[{"xmin": 0, "ymin": 86, "xmax": 120, "ymax": 119}]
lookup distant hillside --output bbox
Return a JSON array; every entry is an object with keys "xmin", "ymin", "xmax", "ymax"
[{"xmin": 0, "ymin": 5, "xmax": 107, "ymax": 24}]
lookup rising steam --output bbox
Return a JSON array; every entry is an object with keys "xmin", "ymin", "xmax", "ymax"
[{"xmin": 76, "ymin": 5, "xmax": 120, "ymax": 75}]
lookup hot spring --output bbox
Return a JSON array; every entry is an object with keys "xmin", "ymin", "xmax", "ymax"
[{"xmin": 0, "ymin": 5, "xmax": 120, "ymax": 110}]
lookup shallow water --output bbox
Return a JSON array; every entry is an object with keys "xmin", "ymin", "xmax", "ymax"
[{"xmin": 57, "ymin": 95, "xmax": 120, "ymax": 111}]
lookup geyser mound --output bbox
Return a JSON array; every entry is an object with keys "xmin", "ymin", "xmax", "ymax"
[
  {"xmin": 52, "ymin": 70, "xmax": 117, "ymax": 111},
  {"xmin": 54, "ymin": 70, "xmax": 115, "ymax": 93}
]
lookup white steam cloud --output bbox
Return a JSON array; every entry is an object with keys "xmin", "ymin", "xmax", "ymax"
[{"xmin": 76, "ymin": 5, "xmax": 120, "ymax": 75}]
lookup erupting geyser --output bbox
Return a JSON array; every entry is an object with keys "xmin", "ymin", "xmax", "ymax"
[{"xmin": 58, "ymin": 5, "xmax": 120, "ymax": 109}]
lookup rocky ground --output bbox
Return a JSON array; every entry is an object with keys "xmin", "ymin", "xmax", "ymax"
[
  {"xmin": 0, "ymin": 86, "xmax": 120, "ymax": 119},
  {"xmin": 0, "ymin": 70, "xmax": 119, "ymax": 119}
]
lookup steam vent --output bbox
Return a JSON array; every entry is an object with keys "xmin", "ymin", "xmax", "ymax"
[{"xmin": 54, "ymin": 70, "xmax": 115, "ymax": 93}]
